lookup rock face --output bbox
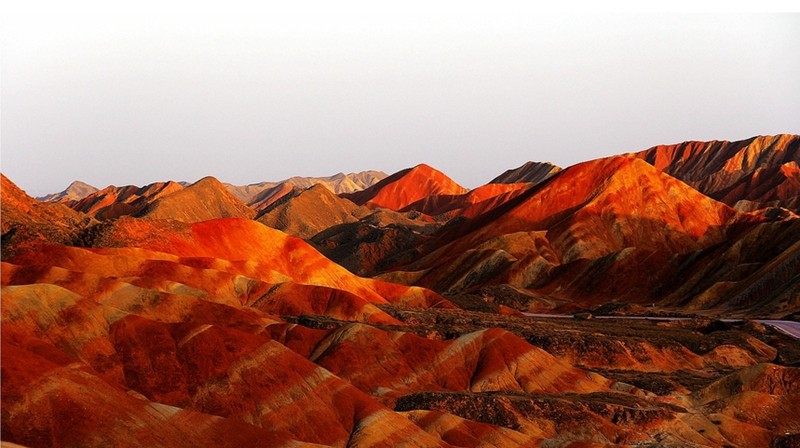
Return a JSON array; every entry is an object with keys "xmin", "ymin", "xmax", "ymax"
[
  {"xmin": 37, "ymin": 180, "xmax": 98, "ymax": 203},
  {"xmin": 225, "ymin": 170, "xmax": 388, "ymax": 202},
  {"xmin": 635, "ymin": 134, "xmax": 800, "ymax": 212}
]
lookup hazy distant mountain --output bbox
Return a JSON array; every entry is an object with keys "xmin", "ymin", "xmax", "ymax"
[
  {"xmin": 225, "ymin": 170, "xmax": 388, "ymax": 202},
  {"xmin": 37, "ymin": 180, "xmax": 98, "ymax": 203}
]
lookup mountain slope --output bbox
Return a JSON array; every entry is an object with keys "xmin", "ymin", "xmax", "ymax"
[
  {"xmin": 83, "ymin": 216, "xmax": 447, "ymax": 310},
  {"xmin": 247, "ymin": 182, "xmax": 298, "ymax": 211},
  {"xmin": 400, "ymin": 182, "xmax": 532, "ymax": 219},
  {"xmin": 635, "ymin": 134, "xmax": 800, "ymax": 212},
  {"xmin": 440, "ymin": 156, "xmax": 742, "ymax": 259},
  {"xmin": 390, "ymin": 156, "xmax": 768, "ymax": 310}
]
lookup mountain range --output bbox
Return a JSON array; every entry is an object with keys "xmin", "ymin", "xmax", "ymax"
[{"xmin": 3, "ymin": 134, "xmax": 800, "ymax": 448}]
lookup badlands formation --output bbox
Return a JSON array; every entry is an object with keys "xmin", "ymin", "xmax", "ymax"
[{"xmin": 3, "ymin": 135, "xmax": 800, "ymax": 447}]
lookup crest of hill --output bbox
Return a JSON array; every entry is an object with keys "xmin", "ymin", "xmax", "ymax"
[
  {"xmin": 136, "ymin": 176, "xmax": 255, "ymax": 223},
  {"xmin": 490, "ymin": 161, "xmax": 562, "ymax": 184},
  {"xmin": 634, "ymin": 134, "xmax": 800, "ymax": 212},
  {"xmin": 37, "ymin": 180, "xmax": 98, "ymax": 203},
  {"xmin": 225, "ymin": 170, "xmax": 388, "ymax": 202},
  {"xmin": 341, "ymin": 164, "xmax": 468, "ymax": 213},
  {"xmin": 70, "ymin": 181, "xmax": 184, "ymax": 219},
  {"xmin": 256, "ymin": 184, "xmax": 373, "ymax": 239}
]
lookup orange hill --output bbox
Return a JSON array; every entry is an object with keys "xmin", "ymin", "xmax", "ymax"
[
  {"xmin": 256, "ymin": 183, "xmax": 372, "ymax": 239},
  {"xmin": 342, "ymin": 164, "xmax": 468, "ymax": 213},
  {"xmin": 136, "ymin": 176, "xmax": 255, "ymax": 222}
]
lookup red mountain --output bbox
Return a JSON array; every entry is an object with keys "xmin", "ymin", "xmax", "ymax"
[
  {"xmin": 391, "ymin": 156, "xmax": 772, "ymax": 311},
  {"xmin": 341, "ymin": 164, "xmax": 468, "ymax": 213},
  {"xmin": 635, "ymin": 134, "xmax": 800, "ymax": 212}
]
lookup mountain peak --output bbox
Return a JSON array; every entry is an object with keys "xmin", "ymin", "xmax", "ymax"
[
  {"xmin": 256, "ymin": 182, "xmax": 369, "ymax": 239},
  {"xmin": 37, "ymin": 180, "xmax": 99, "ymax": 203},
  {"xmin": 192, "ymin": 176, "xmax": 225, "ymax": 188},
  {"xmin": 136, "ymin": 176, "xmax": 254, "ymax": 222},
  {"xmin": 342, "ymin": 164, "xmax": 467, "ymax": 212}
]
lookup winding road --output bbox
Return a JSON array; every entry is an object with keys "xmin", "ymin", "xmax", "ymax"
[{"xmin": 523, "ymin": 313, "xmax": 800, "ymax": 340}]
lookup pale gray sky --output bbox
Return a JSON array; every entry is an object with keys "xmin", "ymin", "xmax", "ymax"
[{"xmin": 2, "ymin": 9, "xmax": 799, "ymax": 196}]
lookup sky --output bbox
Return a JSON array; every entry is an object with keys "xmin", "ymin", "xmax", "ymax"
[{"xmin": 2, "ymin": 5, "xmax": 799, "ymax": 196}]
